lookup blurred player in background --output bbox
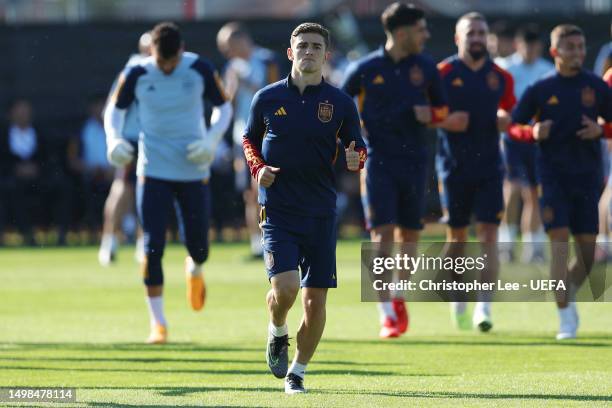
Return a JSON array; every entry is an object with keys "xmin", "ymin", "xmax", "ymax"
[
  {"xmin": 498, "ymin": 24, "xmax": 553, "ymax": 263},
  {"xmin": 217, "ymin": 22, "xmax": 280, "ymax": 259},
  {"xmin": 596, "ymin": 60, "xmax": 612, "ymax": 262},
  {"xmin": 510, "ymin": 24, "xmax": 612, "ymax": 340},
  {"xmin": 99, "ymin": 31, "xmax": 151, "ymax": 266},
  {"xmin": 243, "ymin": 23, "xmax": 365, "ymax": 393},
  {"xmin": 105, "ymin": 22, "xmax": 233, "ymax": 344},
  {"xmin": 341, "ymin": 2, "xmax": 448, "ymax": 339},
  {"xmin": 437, "ymin": 12, "xmax": 516, "ymax": 332},
  {"xmin": 488, "ymin": 20, "xmax": 516, "ymax": 67}
]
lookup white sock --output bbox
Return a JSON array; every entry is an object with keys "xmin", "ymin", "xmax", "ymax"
[
  {"xmin": 185, "ymin": 256, "xmax": 202, "ymax": 277},
  {"xmin": 498, "ymin": 224, "xmax": 518, "ymax": 242},
  {"xmin": 474, "ymin": 301, "xmax": 491, "ymax": 316},
  {"xmin": 146, "ymin": 296, "xmax": 167, "ymax": 328},
  {"xmin": 251, "ymin": 233, "xmax": 263, "ymax": 256},
  {"xmin": 288, "ymin": 360, "xmax": 307, "ymax": 379},
  {"xmin": 268, "ymin": 322, "xmax": 288, "ymax": 338},
  {"xmin": 451, "ymin": 301, "xmax": 467, "ymax": 314},
  {"xmin": 377, "ymin": 302, "xmax": 396, "ymax": 323},
  {"xmin": 100, "ymin": 233, "xmax": 116, "ymax": 250}
]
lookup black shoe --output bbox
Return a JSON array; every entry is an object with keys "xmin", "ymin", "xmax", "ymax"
[
  {"xmin": 266, "ymin": 334, "xmax": 289, "ymax": 378},
  {"xmin": 284, "ymin": 373, "xmax": 306, "ymax": 394}
]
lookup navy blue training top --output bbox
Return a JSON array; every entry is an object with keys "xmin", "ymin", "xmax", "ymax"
[
  {"xmin": 436, "ymin": 55, "xmax": 516, "ymax": 178},
  {"xmin": 512, "ymin": 69, "xmax": 612, "ymax": 176},
  {"xmin": 341, "ymin": 47, "xmax": 447, "ymax": 160},
  {"xmin": 243, "ymin": 75, "xmax": 366, "ymax": 217}
]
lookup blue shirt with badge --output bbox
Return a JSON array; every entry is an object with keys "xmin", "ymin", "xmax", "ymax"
[
  {"xmin": 243, "ymin": 76, "xmax": 366, "ymax": 217},
  {"xmin": 340, "ymin": 47, "xmax": 447, "ymax": 160},
  {"xmin": 436, "ymin": 55, "xmax": 516, "ymax": 178},
  {"xmin": 512, "ymin": 69, "xmax": 612, "ymax": 176},
  {"xmin": 113, "ymin": 51, "xmax": 227, "ymax": 181}
]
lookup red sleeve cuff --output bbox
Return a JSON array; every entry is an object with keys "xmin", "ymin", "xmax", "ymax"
[
  {"xmin": 603, "ymin": 123, "xmax": 612, "ymax": 139},
  {"xmin": 430, "ymin": 106, "xmax": 449, "ymax": 124},
  {"xmin": 508, "ymin": 124, "xmax": 535, "ymax": 143},
  {"xmin": 242, "ymin": 137, "xmax": 266, "ymax": 179},
  {"xmin": 355, "ymin": 147, "xmax": 367, "ymax": 171}
]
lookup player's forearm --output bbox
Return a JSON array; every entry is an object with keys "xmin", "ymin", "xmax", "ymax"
[
  {"xmin": 104, "ymin": 104, "xmax": 127, "ymax": 143},
  {"xmin": 208, "ymin": 102, "xmax": 233, "ymax": 145},
  {"xmin": 507, "ymin": 123, "xmax": 535, "ymax": 143},
  {"xmin": 242, "ymin": 136, "xmax": 266, "ymax": 179},
  {"xmin": 429, "ymin": 105, "xmax": 449, "ymax": 125}
]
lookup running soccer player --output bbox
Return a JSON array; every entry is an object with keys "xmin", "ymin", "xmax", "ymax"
[
  {"xmin": 341, "ymin": 2, "xmax": 448, "ymax": 338},
  {"xmin": 509, "ymin": 24, "xmax": 612, "ymax": 340},
  {"xmin": 99, "ymin": 31, "xmax": 151, "ymax": 266},
  {"xmin": 217, "ymin": 22, "xmax": 281, "ymax": 259},
  {"xmin": 104, "ymin": 22, "xmax": 233, "ymax": 344},
  {"xmin": 242, "ymin": 23, "xmax": 365, "ymax": 394},
  {"xmin": 436, "ymin": 12, "xmax": 516, "ymax": 332},
  {"xmin": 498, "ymin": 24, "xmax": 553, "ymax": 263}
]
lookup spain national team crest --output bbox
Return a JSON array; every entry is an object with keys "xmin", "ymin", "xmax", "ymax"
[
  {"xmin": 409, "ymin": 65, "xmax": 424, "ymax": 86},
  {"xmin": 581, "ymin": 86, "xmax": 596, "ymax": 108},
  {"xmin": 486, "ymin": 71, "xmax": 500, "ymax": 91},
  {"xmin": 318, "ymin": 102, "xmax": 334, "ymax": 123}
]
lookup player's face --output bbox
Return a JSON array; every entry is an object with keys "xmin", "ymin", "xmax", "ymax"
[
  {"xmin": 396, "ymin": 19, "xmax": 430, "ymax": 54},
  {"xmin": 517, "ymin": 40, "xmax": 542, "ymax": 63},
  {"xmin": 288, "ymin": 33, "xmax": 329, "ymax": 74},
  {"xmin": 456, "ymin": 19, "xmax": 489, "ymax": 61},
  {"xmin": 152, "ymin": 46, "xmax": 183, "ymax": 75},
  {"xmin": 554, "ymin": 35, "xmax": 586, "ymax": 71},
  {"xmin": 11, "ymin": 101, "xmax": 32, "ymax": 127}
]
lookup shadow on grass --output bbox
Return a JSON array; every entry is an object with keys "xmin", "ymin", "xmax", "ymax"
[
  {"xmin": 318, "ymin": 389, "xmax": 612, "ymax": 402},
  {"xmin": 0, "ymin": 356, "xmax": 408, "ymax": 367},
  {"xmin": 0, "ymin": 365, "xmax": 401, "ymax": 376},
  {"xmin": 77, "ymin": 386, "xmax": 612, "ymax": 403},
  {"xmin": 0, "ymin": 342, "xmax": 262, "ymax": 353},
  {"xmin": 323, "ymin": 337, "xmax": 612, "ymax": 348}
]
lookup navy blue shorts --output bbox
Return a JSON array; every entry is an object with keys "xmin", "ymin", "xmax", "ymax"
[
  {"xmin": 539, "ymin": 171, "xmax": 601, "ymax": 234},
  {"xmin": 502, "ymin": 138, "xmax": 537, "ymax": 186},
  {"xmin": 361, "ymin": 157, "xmax": 427, "ymax": 230},
  {"xmin": 260, "ymin": 207, "xmax": 337, "ymax": 288},
  {"xmin": 137, "ymin": 177, "xmax": 210, "ymax": 286},
  {"xmin": 439, "ymin": 171, "xmax": 504, "ymax": 228}
]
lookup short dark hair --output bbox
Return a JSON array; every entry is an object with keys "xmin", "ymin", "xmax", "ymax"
[
  {"xmin": 516, "ymin": 23, "xmax": 542, "ymax": 44},
  {"xmin": 291, "ymin": 22, "xmax": 330, "ymax": 49},
  {"xmin": 381, "ymin": 2, "xmax": 425, "ymax": 33},
  {"xmin": 151, "ymin": 22, "xmax": 182, "ymax": 59},
  {"xmin": 550, "ymin": 24, "xmax": 584, "ymax": 49},
  {"xmin": 489, "ymin": 20, "xmax": 514, "ymax": 39}
]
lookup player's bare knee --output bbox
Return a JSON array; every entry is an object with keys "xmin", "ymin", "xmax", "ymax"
[
  {"xmin": 271, "ymin": 272, "xmax": 299, "ymax": 305},
  {"xmin": 302, "ymin": 289, "xmax": 327, "ymax": 316}
]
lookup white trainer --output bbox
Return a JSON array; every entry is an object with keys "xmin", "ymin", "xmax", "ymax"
[{"xmin": 556, "ymin": 304, "xmax": 577, "ymax": 340}]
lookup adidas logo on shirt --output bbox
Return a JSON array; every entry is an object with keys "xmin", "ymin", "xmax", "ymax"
[
  {"xmin": 546, "ymin": 95, "xmax": 559, "ymax": 105},
  {"xmin": 274, "ymin": 107, "xmax": 287, "ymax": 116},
  {"xmin": 372, "ymin": 74, "xmax": 385, "ymax": 84}
]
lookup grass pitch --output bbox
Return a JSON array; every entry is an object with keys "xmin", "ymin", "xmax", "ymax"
[{"xmin": 0, "ymin": 241, "xmax": 611, "ymax": 407}]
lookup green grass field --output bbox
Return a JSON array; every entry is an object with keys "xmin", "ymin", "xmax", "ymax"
[{"xmin": 1, "ymin": 241, "xmax": 611, "ymax": 407}]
